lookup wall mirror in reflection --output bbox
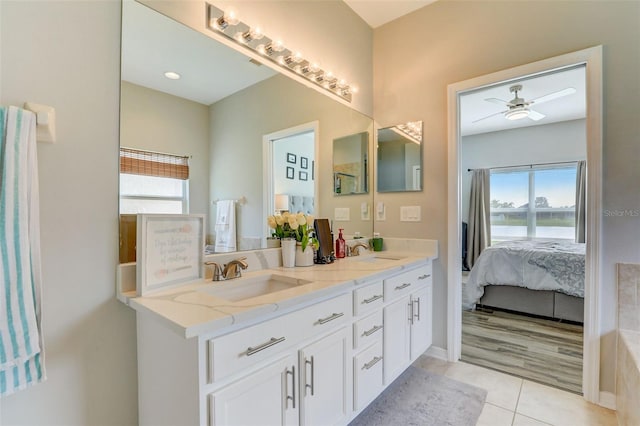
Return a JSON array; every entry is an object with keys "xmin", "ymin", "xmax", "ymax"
[
  {"xmin": 376, "ymin": 121, "xmax": 423, "ymax": 192},
  {"xmin": 333, "ymin": 131, "xmax": 369, "ymax": 195}
]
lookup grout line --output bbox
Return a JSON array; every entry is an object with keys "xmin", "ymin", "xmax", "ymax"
[{"xmin": 511, "ymin": 379, "xmax": 524, "ymax": 426}]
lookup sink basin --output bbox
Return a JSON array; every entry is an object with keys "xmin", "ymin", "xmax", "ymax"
[
  {"xmin": 355, "ymin": 255, "xmax": 404, "ymax": 263},
  {"xmin": 198, "ymin": 274, "xmax": 312, "ymax": 302}
]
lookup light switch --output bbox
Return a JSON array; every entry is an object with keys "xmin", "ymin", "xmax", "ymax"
[
  {"xmin": 361, "ymin": 203, "xmax": 370, "ymax": 221},
  {"xmin": 376, "ymin": 202, "xmax": 385, "ymax": 221},
  {"xmin": 400, "ymin": 206, "xmax": 421, "ymax": 222},
  {"xmin": 334, "ymin": 207, "xmax": 350, "ymax": 221}
]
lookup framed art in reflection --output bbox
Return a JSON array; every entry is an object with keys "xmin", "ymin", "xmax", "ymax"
[
  {"xmin": 286, "ymin": 166, "xmax": 294, "ymax": 179},
  {"xmin": 287, "ymin": 153, "xmax": 296, "ymax": 164}
]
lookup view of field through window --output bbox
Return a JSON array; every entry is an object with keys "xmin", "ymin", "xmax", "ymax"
[{"xmin": 490, "ymin": 166, "xmax": 577, "ymax": 241}]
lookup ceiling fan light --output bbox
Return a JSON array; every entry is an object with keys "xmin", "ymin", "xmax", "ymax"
[{"xmin": 505, "ymin": 108, "xmax": 530, "ymax": 121}]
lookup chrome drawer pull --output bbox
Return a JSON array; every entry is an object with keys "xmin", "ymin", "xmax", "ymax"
[
  {"xmin": 362, "ymin": 294, "xmax": 383, "ymax": 304},
  {"xmin": 317, "ymin": 312, "xmax": 344, "ymax": 325},
  {"xmin": 362, "ymin": 356, "xmax": 383, "ymax": 370},
  {"xmin": 305, "ymin": 356, "xmax": 315, "ymax": 396},
  {"xmin": 285, "ymin": 366, "xmax": 296, "ymax": 409},
  {"xmin": 418, "ymin": 274, "xmax": 431, "ymax": 280},
  {"xmin": 245, "ymin": 336, "xmax": 285, "ymax": 356},
  {"xmin": 413, "ymin": 297, "xmax": 421, "ymax": 321},
  {"xmin": 395, "ymin": 283, "xmax": 411, "ymax": 290},
  {"xmin": 362, "ymin": 324, "xmax": 383, "ymax": 337}
]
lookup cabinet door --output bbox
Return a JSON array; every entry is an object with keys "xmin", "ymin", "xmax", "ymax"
[
  {"xmin": 410, "ymin": 285, "xmax": 432, "ymax": 360},
  {"xmin": 383, "ymin": 295, "xmax": 411, "ymax": 384},
  {"xmin": 299, "ymin": 327, "xmax": 350, "ymax": 426},
  {"xmin": 210, "ymin": 354, "xmax": 298, "ymax": 426}
]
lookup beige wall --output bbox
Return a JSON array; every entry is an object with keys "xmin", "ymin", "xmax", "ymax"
[
  {"xmin": 120, "ymin": 81, "xmax": 210, "ymax": 222},
  {"xmin": 373, "ymin": 0, "xmax": 640, "ymax": 394}
]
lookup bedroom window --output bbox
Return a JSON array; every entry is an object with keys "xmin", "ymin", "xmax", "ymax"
[
  {"xmin": 490, "ymin": 164, "xmax": 577, "ymax": 241},
  {"xmin": 119, "ymin": 147, "xmax": 189, "ymax": 214}
]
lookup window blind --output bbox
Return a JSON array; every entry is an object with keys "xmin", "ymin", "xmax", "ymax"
[{"xmin": 120, "ymin": 147, "xmax": 189, "ymax": 180}]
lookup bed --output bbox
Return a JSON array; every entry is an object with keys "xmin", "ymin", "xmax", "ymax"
[{"xmin": 463, "ymin": 239, "xmax": 585, "ymax": 323}]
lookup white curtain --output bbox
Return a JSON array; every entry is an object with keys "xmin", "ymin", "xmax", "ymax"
[
  {"xmin": 575, "ymin": 160, "xmax": 586, "ymax": 243},
  {"xmin": 467, "ymin": 169, "xmax": 491, "ymax": 269}
]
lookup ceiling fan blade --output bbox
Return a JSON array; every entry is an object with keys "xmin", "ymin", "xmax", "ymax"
[
  {"xmin": 484, "ymin": 97, "xmax": 508, "ymax": 105},
  {"xmin": 530, "ymin": 87, "xmax": 577, "ymax": 105},
  {"xmin": 528, "ymin": 110, "xmax": 546, "ymax": 121},
  {"xmin": 472, "ymin": 110, "xmax": 507, "ymax": 123}
]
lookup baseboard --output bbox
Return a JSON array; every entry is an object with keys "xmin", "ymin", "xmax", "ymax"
[
  {"xmin": 598, "ymin": 391, "xmax": 616, "ymax": 410},
  {"xmin": 425, "ymin": 346, "xmax": 448, "ymax": 361}
]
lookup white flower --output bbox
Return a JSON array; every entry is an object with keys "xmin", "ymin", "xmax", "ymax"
[
  {"xmin": 275, "ymin": 215, "xmax": 284, "ymax": 226},
  {"xmin": 267, "ymin": 216, "xmax": 277, "ymax": 229},
  {"xmin": 306, "ymin": 215, "xmax": 314, "ymax": 226},
  {"xmin": 288, "ymin": 216, "xmax": 299, "ymax": 229},
  {"xmin": 297, "ymin": 213, "xmax": 307, "ymax": 227}
]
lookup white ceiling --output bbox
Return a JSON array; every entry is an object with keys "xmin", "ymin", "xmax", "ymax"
[
  {"xmin": 121, "ymin": 1, "xmax": 277, "ymax": 106},
  {"xmin": 460, "ymin": 66, "xmax": 586, "ymax": 136},
  {"xmin": 343, "ymin": 0, "xmax": 437, "ymax": 28}
]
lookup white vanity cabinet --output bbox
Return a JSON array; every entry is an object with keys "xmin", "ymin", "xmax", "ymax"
[{"xmin": 382, "ymin": 264, "xmax": 433, "ymax": 384}]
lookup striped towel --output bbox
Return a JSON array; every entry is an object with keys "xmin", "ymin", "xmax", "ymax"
[{"xmin": 0, "ymin": 106, "xmax": 45, "ymax": 395}]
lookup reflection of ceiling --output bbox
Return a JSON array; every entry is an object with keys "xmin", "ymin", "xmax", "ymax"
[
  {"xmin": 343, "ymin": 0, "xmax": 437, "ymax": 28},
  {"xmin": 460, "ymin": 66, "xmax": 586, "ymax": 136},
  {"xmin": 121, "ymin": 1, "xmax": 277, "ymax": 106}
]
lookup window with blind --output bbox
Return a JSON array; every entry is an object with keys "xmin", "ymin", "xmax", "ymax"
[{"xmin": 119, "ymin": 147, "xmax": 190, "ymax": 214}]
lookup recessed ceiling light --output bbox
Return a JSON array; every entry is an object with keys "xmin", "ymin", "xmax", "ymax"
[{"xmin": 164, "ymin": 71, "xmax": 181, "ymax": 80}]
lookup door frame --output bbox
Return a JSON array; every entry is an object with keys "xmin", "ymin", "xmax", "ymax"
[
  {"xmin": 446, "ymin": 46, "xmax": 603, "ymax": 403},
  {"xmin": 262, "ymin": 121, "xmax": 319, "ymax": 245}
]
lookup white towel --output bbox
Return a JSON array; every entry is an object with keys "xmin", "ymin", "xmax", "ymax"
[
  {"xmin": 0, "ymin": 106, "xmax": 46, "ymax": 395},
  {"xmin": 214, "ymin": 200, "xmax": 236, "ymax": 252}
]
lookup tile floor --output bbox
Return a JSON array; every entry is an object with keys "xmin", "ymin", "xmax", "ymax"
[{"xmin": 416, "ymin": 355, "xmax": 618, "ymax": 426}]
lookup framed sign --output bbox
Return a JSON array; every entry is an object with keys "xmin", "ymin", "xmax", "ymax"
[{"xmin": 136, "ymin": 214, "xmax": 205, "ymax": 296}]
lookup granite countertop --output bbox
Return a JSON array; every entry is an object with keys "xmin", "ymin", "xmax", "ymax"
[{"xmin": 127, "ymin": 250, "xmax": 436, "ymax": 339}]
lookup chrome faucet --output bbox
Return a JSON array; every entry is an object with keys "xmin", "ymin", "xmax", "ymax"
[
  {"xmin": 205, "ymin": 261, "xmax": 224, "ymax": 281},
  {"xmin": 222, "ymin": 257, "xmax": 249, "ymax": 280},
  {"xmin": 349, "ymin": 242, "xmax": 370, "ymax": 256}
]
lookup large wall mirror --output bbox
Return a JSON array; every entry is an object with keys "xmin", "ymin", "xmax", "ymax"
[
  {"xmin": 119, "ymin": 0, "xmax": 374, "ymax": 260},
  {"xmin": 377, "ymin": 121, "xmax": 423, "ymax": 192}
]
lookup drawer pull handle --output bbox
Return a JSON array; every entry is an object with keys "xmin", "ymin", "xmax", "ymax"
[
  {"xmin": 305, "ymin": 356, "xmax": 315, "ymax": 396},
  {"xmin": 362, "ymin": 324, "xmax": 383, "ymax": 337},
  {"xmin": 285, "ymin": 366, "xmax": 296, "ymax": 409},
  {"xmin": 245, "ymin": 336, "xmax": 285, "ymax": 356},
  {"xmin": 362, "ymin": 294, "xmax": 383, "ymax": 304},
  {"xmin": 418, "ymin": 274, "xmax": 431, "ymax": 280},
  {"xmin": 395, "ymin": 283, "xmax": 411, "ymax": 290},
  {"xmin": 413, "ymin": 297, "xmax": 421, "ymax": 321},
  {"xmin": 362, "ymin": 356, "xmax": 383, "ymax": 370},
  {"xmin": 317, "ymin": 312, "xmax": 344, "ymax": 325}
]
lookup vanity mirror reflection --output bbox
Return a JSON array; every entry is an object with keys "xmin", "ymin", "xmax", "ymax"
[
  {"xmin": 333, "ymin": 131, "xmax": 369, "ymax": 195},
  {"xmin": 376, "ymin": 121, "xmax": 423, "ymax": 192},
  {"xmin": 119, "ymin": 0, "xmax": 374, "ymax": 260}
]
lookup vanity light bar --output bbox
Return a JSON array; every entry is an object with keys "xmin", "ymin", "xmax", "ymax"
[{"xmin": 205, "ymin": 3, "xmax": 353, "ymax": 103}]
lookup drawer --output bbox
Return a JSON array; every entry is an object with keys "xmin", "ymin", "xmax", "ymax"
[
  {"xmin": 297, "ymin": 292, "xmax": 352, "ymax": 340},
  {"xmin": 208, "ymin": 314, "xmax": 296, "ymax": 383},
  {"xmin": 353, "ymin": 281, "xmax": 384, "ymax": 317},
  {"xmin": 353, "ymin": 342, "xmax": 384, "ymax": 411},
  {"xmin": 353, "ymin": 311, "xmax": 383, "ymax": 351},
  {"xmin": 383, "ymin": 264, "xmax": 431, "ymax": 302}
]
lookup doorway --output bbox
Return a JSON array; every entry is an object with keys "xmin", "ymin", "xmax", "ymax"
[
  {"xmin": 447, "ymin": 47, "xmax": 603, "ymax": 402},
  {"xmin": 262, "ymin": 122, "xmax": 319, "ymax": 245}
]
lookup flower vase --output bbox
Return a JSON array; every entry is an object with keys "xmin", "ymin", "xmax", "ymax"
[
  {"xmin": 266, "ymin": 237, "xmax": 281, "ymax": 248},
  {"xmin": 281, "ymin": 238, "xmax": 296, "ymax": 268},
  {"xmin": 295, "ymin": 243, "xmax": 315, "ymax": 267}
]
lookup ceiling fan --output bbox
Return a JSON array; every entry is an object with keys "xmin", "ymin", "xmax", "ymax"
[{"xmin": 473, "ymin": 84, "xmax": 577, "ymax": 123}]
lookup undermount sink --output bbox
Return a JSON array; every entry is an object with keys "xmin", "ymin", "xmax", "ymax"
[
  {"xmin": 198, "ymin": 274, "xmax": 312, "ymax": 302},
  {"xmin": 355, "ymin": 254, "xmax": 405, "ymax": 263}
]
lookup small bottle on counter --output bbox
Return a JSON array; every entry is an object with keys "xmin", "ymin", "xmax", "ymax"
[{"xmin": 335, "ymin": 228, "xmax": 346, "ymax": 258}]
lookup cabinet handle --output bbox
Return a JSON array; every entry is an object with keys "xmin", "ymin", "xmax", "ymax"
[
  {"xmin": 285, "ymin": 366, "xmax": 296, "ymax": 409},
  {"xmin": 245, "ymin": 336, "xmax": 285, "ymax": 356},
  {"xmin": 418, "ymin": 274, "xmax": 431, "ymax": 280},
  {"xmin": 362, "ymin": 356, "xmax": 383, "ymax": 370},
  {"xmin": 395, "ymin": 283, "xmax": 411, "ymax": 290},
  {"xmin": 317, "ymin": 312, "xmax": 344, "ymax": 325},
  {"xmin": 408, "ymin": 301, "xmax": 414, "ymax": 325},
  {"xmin": 305, "ymin": 356, "xmax": 315, "ymax": 396},
  {"xmin": 413, "ymin": 297, "xmax": 421, "ymax": 321},
  {"xmin": 362, "ymin": 324, "xmax": 383, "ymax": 337},
  {"xmin": 362, "ymin": 294, "xmax": 383, "ymax": 304}
]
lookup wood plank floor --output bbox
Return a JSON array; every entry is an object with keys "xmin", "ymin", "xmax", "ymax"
[{"xmin": 461, "ymin": 308, "xmax": 583, "ymax": 394}]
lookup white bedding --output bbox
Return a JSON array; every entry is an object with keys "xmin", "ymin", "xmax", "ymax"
[{"xmin": 463, "ymin": 239, "xmax": 585, "ymax": 310}]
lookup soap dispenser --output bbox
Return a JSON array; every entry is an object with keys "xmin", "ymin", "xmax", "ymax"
[{"xmin": 336, "ymin": 228, "xmax": 346, "ymax": 258}]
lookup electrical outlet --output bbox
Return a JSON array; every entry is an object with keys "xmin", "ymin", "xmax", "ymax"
[
  {"xmin": 334, "ymin": 207, "xmax": 350, "ymax": 221},
  {"xmin": 400, "ymin": 206, "xmax": 421, "ymax": 222}
]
